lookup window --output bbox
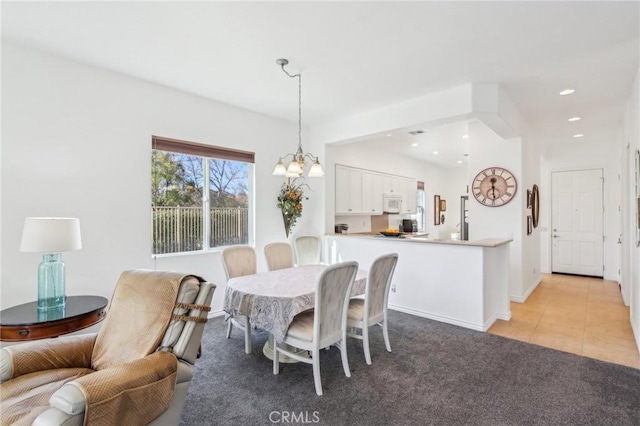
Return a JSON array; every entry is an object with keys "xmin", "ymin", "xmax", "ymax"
[
  {"xmin": 416, "ymin": 181, "xmax": 426, "ymax": 232},
  {"xmin": 151, "ymin": 136, "xmax": 254, "ymax": 255}
]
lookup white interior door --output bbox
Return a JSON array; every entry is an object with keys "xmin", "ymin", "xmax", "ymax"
[{"xmin": 551, "ymin": 169, "xmax": 604, "ymax": 277}]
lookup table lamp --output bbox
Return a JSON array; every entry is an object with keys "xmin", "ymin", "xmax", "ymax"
[{"xmin": 20, "ymin": 217, "xmax": 82, "ymax": 312}]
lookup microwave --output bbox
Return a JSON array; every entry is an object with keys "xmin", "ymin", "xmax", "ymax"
[{"xmin": 383, "ymin": 194, "xmax": 403, "ymax": 213}]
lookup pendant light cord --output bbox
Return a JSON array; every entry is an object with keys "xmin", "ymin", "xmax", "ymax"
[{"xmin": 280, "ymin": 64, "xmax": 303, "ymax": 152}]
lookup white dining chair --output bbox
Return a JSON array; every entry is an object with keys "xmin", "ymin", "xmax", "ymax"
[
  {"xmin": 347, "ymin": 253, "xmax": 398, "ymax": 365},
  {"xmin": 264, "ymin": 242, "xmax": 294, "ymax": 271},
  {"xmin": 273, "ymin": 261, "xmax": 358, "ymax": 396},
  {"xmin": 294, "ymin": 235, "xmax": 322, "ymax": 266},
  {"xmin": 222, "ymin": 246, "xmax": 257, "ymax": 354}
]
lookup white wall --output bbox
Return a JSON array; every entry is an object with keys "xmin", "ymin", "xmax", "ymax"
[
  {"xmin": 541, "ymin": 142, "xmax": 621, "ymax": 282},
  {"xmin": 467, "ymin": 122, "xmax": 524, "ymax": 299},
  {"xmin": 620, "ymin": 67, "xmax": 639, "ymax": 351},
  {"xmin": 315, "ymin": 83, "xmax": 539, "ymax": 302},
  {"xmin": 0, "ymin": 43, "xmax": 323, "ymax": 313}
]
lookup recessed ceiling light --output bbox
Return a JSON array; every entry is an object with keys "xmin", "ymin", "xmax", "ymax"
[
  {"xmin": 386, "ymin": 134, "xmax": 392, "ymax": 137},
  {"xmin": 433, "ymin": 151, "xmax": 439, "ymax": 155},
  {"xmin": 411, "ymin": 143, "xmax": 418, "ymax": 147},
  {"xmin": 573, "ymin": 134, "xmax": 584, "ymax": 138},
  {"xmin": 559, "ymin": 89, "xmax": 575, "ymax": 96},
  {"xmin": 568, "ymin": 117, "xmax": 581, "ymax": 122},
  {"xmin": 457, "ymin": 160, "xmax": 463, "ymax": 164},
  {"xmin": 462, "ymin": 134, "xmax": 469, "ymax": 139}
]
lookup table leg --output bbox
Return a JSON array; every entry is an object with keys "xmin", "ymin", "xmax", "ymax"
[{"xmin": 262, "ymin": 334, "xmax": 310, "ymax": 363}]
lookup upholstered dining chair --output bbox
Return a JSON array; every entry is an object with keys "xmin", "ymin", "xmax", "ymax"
[
  {"xmin": 273, "ymin": 261, "xmax": 358, "ymax": 396},
  {"xmin": 294, "ymin": 235, "xmax": 322, "ymax": 266},
  {"xmin": 347, "ymin": 253, "xmax": 398, "ymax": 365},
  {"xmin": 0, "ymin": 270, "xmax": 215, "ymax": 426},
  {"xmin": 221, "ymin": 245, "xmax": 257, "ymax": 354},
  {"xmin": 264, "ymin": 242, "xmax": 294, "ymax": 271}
]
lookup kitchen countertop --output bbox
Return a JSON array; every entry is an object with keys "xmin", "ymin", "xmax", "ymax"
[{"xmin": 328, "ymin": 233, "xmax": 512, "ymax": 248}]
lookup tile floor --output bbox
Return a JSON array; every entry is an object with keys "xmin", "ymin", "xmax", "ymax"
[{"xmin": 489, "ymin": 273, "xmax": 640, "ymax": 369}]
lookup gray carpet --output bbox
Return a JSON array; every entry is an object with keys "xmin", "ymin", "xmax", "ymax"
[{"xmin": 180, "ymin": 311, "xmax": 640, "ymax": 426}]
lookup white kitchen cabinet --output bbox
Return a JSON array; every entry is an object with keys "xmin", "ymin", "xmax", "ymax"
[
  {"xmin": 382, "ymin": 175, "xmax": 404, "ymax": 195},
  {"xmin": 335, "ymin": 165, "xmax": 350, "ymax": 214},
  {"xmin": 336, "ymin": 165, "xmax": 411, "ymax": 215},
  {"xmin": 362, "ymin": 171, "xmax": 383, "ymax": 214},
  {"xmin": 401, "ymin": 177, "xmax": 418, "ymax": 214},
  {"xmin": 335, "ymin": 165, "xmax": 363, "ymax": 214}
]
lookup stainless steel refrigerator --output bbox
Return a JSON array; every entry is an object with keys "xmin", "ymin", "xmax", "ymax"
[{"xmin": 460, "ymin": 196, "xmax": 469, "ymax": 240}]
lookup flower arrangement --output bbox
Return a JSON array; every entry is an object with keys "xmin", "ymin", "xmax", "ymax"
[{"xmin": 277, "ymin": 179, "xmax": 309, "ymax": 237}]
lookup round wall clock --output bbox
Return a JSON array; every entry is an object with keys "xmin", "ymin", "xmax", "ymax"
[{"xmin": 472, "ymin": 167, "xmax": 517, "ymax": 207}]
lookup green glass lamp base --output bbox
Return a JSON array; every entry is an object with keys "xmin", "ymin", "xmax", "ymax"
[{"xmin": 37, "ymin": 253, "xmax": 66, "ymax": 312}]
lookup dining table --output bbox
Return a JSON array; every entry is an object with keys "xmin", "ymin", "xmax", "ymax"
[{"xmin": 223, "ymin": 264, "xmax": 367, "ymax": 362}]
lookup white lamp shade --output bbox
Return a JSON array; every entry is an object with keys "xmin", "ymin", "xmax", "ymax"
[
  {"xmin": 20, "ymin": 217, "xmax": 82, "ymax": 253},
  {"xmin": 308, "ymin": 161, "xmax": 325, "ymax": 177},
  {"xmin": 285, "ymin": 161, "xmax": 303, "ymax": 178},
  {"xmin": 272, "ymin": 161, "xmax": 287, "ymax": 176}
]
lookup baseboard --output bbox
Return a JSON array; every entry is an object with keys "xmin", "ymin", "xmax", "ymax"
[
  {"xmin": 496, "ymin": 311, "xmax": 511, "ymax": 321},
  {"xmin": 208, "ymin": 309, "xmax": 226, "ymax": 319},
  {"xmin": 631, "ymin": 315, "xmax": 640, "ymax": 354},
  {"xmin": 510, "ymin": 277, "xmax": 542, "ymax": 303},
  {"xmin": 389, "ymin": 304, "xmax": 489, "ymax": 332}
]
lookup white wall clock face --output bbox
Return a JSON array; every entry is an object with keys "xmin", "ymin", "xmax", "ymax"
[{"xmin": 472, "ymin": 167, "xmax": 517, "ymax": 207}]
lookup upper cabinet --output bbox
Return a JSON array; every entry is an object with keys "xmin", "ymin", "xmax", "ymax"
[
  {"xmin": 362, "ymin": 170, "xmax": 383, "ymax": 214},
  {"xmin": 336, "ymin": 165, "xmax": 415, "ymax": 215},
  {"xmin": 400, "ymin": 177, "xmax": 417, "ymax": 214},
  {"xmin": 336, "ymin": 165, "xmax": 364, "ymax": 214},
  {"xmin": 382, "ymin": 175, "xmax": 403, "ymax": 194}
]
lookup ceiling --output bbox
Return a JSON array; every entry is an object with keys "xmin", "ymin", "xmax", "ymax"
[{"xmin": 2, "ymin": 2, "xmax": 639, "ymax": 165}]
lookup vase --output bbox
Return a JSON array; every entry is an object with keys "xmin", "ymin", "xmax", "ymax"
[{"xmin": 281, "ymin": 212, "xmax": 292, "ymax": 237}]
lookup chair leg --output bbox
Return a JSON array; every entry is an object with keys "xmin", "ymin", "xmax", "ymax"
[
  {"xmin": 362, "ymin": 326, "xmax": 372, "ymax": 365},
  {"xmin": 243, "ymin": 316, "xmax": 252, "ymax": 354},
  {"xmin": 381, "ymin": 320, "xmax": 392, "ymax": 352},
  {"xmin": 273, "ymin": 343, "xmax": 280, "ymax": 375},
  {"xmin": 226, "ymin": 319, "xmax": 232, "ymax": 338},
  {"xmin": 312, "ymin": 349, "xmax": 323, "ymax": 396},
  {"xmin": 339, "ymin": 338, "xmax": 351, "ymax": 378}
]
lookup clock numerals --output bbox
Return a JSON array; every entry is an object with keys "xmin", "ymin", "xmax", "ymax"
[{"xmin": 472, "ymin": 167, "xmax": 517, "ymax": 207}]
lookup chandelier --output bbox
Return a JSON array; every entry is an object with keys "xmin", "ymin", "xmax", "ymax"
[{"xmin": 272, "ymin": 58, "xmax": 324, "ymax": 178}]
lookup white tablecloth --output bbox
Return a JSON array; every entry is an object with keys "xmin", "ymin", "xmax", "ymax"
[{"xmin": 223, "ymin": 265, "xmax": 367, "ymax": 342}]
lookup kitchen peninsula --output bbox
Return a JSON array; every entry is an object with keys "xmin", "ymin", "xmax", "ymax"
[{"xmin": 326, "ymin": 234, "xmax": 512, "ymax": 331}]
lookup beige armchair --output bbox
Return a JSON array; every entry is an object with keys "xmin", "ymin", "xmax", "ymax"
[{"xmin": 0, "ymin": 270, "xmax": 215, "ymax": 426}]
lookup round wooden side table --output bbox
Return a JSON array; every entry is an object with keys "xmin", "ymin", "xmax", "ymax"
[{"xmin": 0, "ymin": 295, "xmax": 108, "ymax": 342}]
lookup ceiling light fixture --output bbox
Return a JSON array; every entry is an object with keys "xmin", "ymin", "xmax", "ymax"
[
  {"xmin": 386, "ymin": 134, "xmax": 393, "ymax": 137},
  {"xmin": 573, "ymin": 134, "xmax": 584, "ymax": 138},
  {"xmin": 568, "ymin": 117, "xmax": 581, "ymax": 122},
  {"xmin": 462, "ymin": 134, "xmax": 469, "ymax": 139},
  {"xmin": 457, "ymin": 160, "xmax": 463, "ymax": 164},
  {"xmin": 433, "ymin": 151, "xmax": 439, "ymax": 155},
  {"xmin": 559, "ymin": 89, "xmax": 575, "ymax": 96},
  {"xmin": 272, "ymin": 59, "xmax": 324, "ymax": 178},
  {"xmin": 411, "ymin": 143, "xmax": 419, "ymax": 147}
]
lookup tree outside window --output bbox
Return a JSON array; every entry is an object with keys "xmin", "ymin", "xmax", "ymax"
[{"xmin": 151, "ymin": 138, "xmax": 253, "ymax": 255}]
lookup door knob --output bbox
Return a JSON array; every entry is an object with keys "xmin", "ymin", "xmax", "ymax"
[{"xmin": 552, "ymin": 235, "xmax": 560, "ymax": 238}]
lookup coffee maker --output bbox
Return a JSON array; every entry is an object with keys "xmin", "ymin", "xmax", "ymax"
[{"xmin": 401, "ymin": 219, "xmax": 418, "ymax": 233}]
